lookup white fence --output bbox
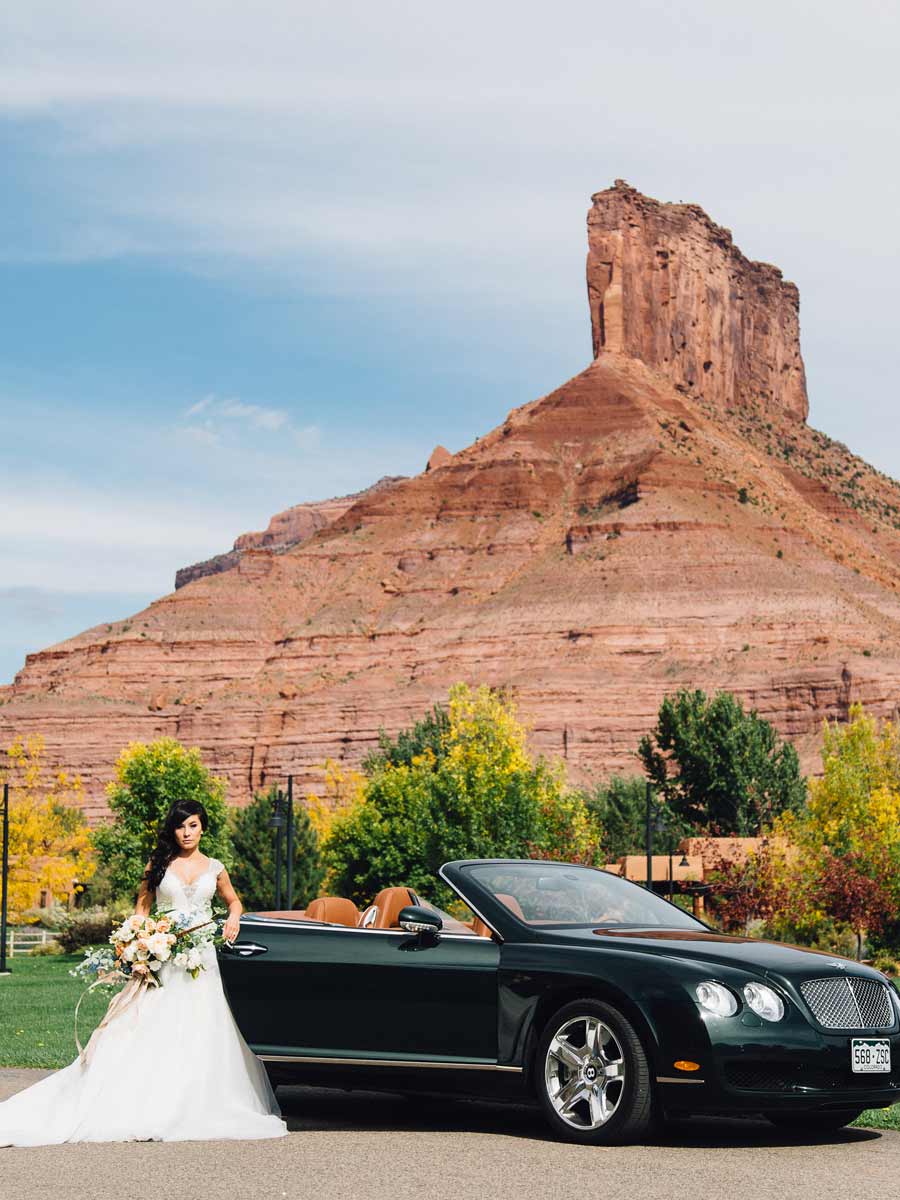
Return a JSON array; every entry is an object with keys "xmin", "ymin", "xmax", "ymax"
[{"xmin": 3, "ymin": 927, "xmax": 59, "ymax": 956}]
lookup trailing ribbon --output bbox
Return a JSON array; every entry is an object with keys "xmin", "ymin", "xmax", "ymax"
[{"xmin": 75, "ymin": 971, "xmax": 154, "ymax": 1066}]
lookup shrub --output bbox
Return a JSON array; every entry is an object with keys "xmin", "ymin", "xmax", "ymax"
[
  {"xmin": 55, "ymin": 907, "xmax": 115, "ymax": 953},
  {"xmin": 870, "ymin": 950, "xmax": 900, "ymax": 976},
  {"xmin": 21, "ymin": 904, "xmax": 68, "ymax": 931},
  {"xmin": 29, "ymin": 940, "xmax": 64, "ymax": 957},
  {"xmin": 54, "ymin": 903, "xmax": 130, "ymax": 953}
]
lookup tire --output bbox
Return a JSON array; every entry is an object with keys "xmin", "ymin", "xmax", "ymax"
[
  {"xmin": 764, "ymin": 1109, "xmax": 863, "ymax": 1132},
  {"xmin": 535, "ymin": 998, "xmax": 654, "ymax": 1145}
]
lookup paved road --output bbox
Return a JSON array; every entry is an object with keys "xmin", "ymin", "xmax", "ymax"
[{"xmin": 2, "ymin": 1069, "xmax": 898, "ymax": 1200}]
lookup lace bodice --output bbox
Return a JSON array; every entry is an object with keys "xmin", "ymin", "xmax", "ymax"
[{"xmin": 156, "ymin": 857, "xmax": 224, "ymax": 922}]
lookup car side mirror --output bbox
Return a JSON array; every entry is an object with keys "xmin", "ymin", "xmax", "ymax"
[{"xmin": 398, "ymin": 905, "xmax": 443, "ymax": 935}]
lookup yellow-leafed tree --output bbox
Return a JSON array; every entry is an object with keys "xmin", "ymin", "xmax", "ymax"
[
  {"xmin": 323, "ymin": 683, "xmax": 601, "ymax": 906},
  {"xmin": 2, "ymin": 735, "xmax": 96, "ymax": 921},
  {"xmin": 799, "ymin": 705, "xmax": 900, "ymax": 859}
]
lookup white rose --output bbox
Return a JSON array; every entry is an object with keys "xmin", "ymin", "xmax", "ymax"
[{"xmin": 145, "ymin": 933, "xmax": 172, "ymax": 961}]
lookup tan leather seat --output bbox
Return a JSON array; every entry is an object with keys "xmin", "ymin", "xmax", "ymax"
[
  {"xmin": 470, "ymin": 915, "xmax": 494, "ymax": 938},
  {"xmin": 364, "ymin": 886, "xmax": 419, "ymax": 929},
  {"xmin": 496, "ymin": 892, "xmax": 526, "ymax": 920},
  {"xmin": 305, "ymin": 896, "xmax": 361, "ymax": 927}
]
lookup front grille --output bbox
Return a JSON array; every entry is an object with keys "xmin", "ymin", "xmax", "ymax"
[
  {"xmin": 800, "ymin": 977, "xmax": 895, "ymax": 1030},
  {"xmin": 725, "ymin": 1061, "xmax": 899, "ymax": 1093}
]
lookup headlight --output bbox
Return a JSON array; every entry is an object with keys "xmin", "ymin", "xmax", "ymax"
[
  {"xmin": 695, "ymin": 981, "xmax": 739, "ymax": 1017},
  {"xmin": 743, "ymin": 982, "xmax": 785, "ymax": 1022}
]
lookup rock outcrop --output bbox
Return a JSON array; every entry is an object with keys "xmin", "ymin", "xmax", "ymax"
[
  {"xmin": 174, "ymin": 476, "xmax": 407, "ymax": 588},
  {"xmin": 587, "ymin": 181, "xmax": 809, "ymax": 421},
  {"xmin": 4, "ymin": 184, "xmax": 900, "ymax": 820},
  {"xmin": 426, "ymin": 445, "xmax": 452, "ymax": 472}
]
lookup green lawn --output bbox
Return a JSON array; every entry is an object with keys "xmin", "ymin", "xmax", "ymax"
[
  {"xmin": 853, "ymin": 1104, "xmax": 900, "ymax": 1131},
  {"xmin": 0, "ymin": 955, "xmax": 119, "ymax": 1069},
  {"xmin": 1, "ymin": 957, "xmax": 898, "ymax": 1130}
]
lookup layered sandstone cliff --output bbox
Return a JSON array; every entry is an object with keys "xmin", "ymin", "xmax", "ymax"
[{"xmin": 3, "ymin": 184, "xmax": 900, "ymax": 820}]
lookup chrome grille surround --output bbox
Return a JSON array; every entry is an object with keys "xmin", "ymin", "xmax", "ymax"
[{"xmin": 800, "ymin": 977, "xmax": 894, "ymax": 1030}]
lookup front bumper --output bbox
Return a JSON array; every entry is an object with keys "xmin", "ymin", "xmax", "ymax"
[{"xmin": 658, "ymin": 1016, "xmax": 900, "ymax": 1115}]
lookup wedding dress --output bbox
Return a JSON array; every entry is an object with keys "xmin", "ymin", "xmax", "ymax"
[{"xmin": 0, "ymin": 858, "xmax": 287, "ymax": 1146}]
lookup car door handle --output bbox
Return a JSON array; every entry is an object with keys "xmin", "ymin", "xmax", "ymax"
[{"xmin": 223, "ymin": 941, "xmax": 269, "ymax": 957}]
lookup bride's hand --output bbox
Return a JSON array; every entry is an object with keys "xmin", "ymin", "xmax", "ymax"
[{"xmin": 223, "ymin": 915, "xmax": 241, "ymax": 943}]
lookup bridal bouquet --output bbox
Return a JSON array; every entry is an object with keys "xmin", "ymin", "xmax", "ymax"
[{"xmin": 71, "ymin": 910, "xmax": 220, "ymax": 988}]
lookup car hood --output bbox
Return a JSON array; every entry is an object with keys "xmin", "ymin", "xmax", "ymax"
[{"xmin": 553, "ymin": 927, "xmax": 886, "ymax": 983}]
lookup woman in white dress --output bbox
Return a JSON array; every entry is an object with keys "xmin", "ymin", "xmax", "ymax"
[{"xmin": 0, "ymin": 799, "xmax": 287, "ymax": 1146}]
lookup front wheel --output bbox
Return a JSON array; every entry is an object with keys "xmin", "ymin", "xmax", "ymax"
[
  {"xmin": 764, "ymin": 1109, "xmax": 863, "ymax": 1132},
  {"xmin": 535, "ymin": 998, "xmax": 654, "ymax": 1144}
]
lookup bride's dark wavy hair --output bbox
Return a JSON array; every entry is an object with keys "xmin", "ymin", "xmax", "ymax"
[{"xmin": 144, "ymin": 799, "xmax": 209, "ymax": 892}]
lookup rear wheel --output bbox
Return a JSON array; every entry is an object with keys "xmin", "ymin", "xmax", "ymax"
[
  {"xmin": 535, "ymin": 998, "xmax": 653, "ymax": 1144},
  {"xmin": 764, "ymin": 1109, "xmax": 863, "ymax": 1132}
]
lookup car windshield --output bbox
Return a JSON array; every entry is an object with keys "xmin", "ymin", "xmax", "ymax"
[{"xmin": 465, "ymin": 862, "xmax": 704, "ymax": 930}]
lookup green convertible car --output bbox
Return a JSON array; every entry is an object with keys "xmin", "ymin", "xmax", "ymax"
[{"xmin": 219, "ymin": 859, "xmax": 900, "ymax": 1144}]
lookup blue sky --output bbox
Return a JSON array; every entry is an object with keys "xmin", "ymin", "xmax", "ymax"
[{"xmin": 2, "ymin": 1, "xmax": 899, "ymax": 683}]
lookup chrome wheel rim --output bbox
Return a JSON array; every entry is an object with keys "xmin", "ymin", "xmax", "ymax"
[{"xmin": 544, "ymin": 1015, "xmax": 626, "ymax": 1130}]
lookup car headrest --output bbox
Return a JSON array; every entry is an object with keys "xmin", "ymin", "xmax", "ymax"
[
  {"xmin": 305, "ymin": 896, "xmax": 361, "ymax": 927},
  {"xmin": 371, "ymin": 886, "xmax": 419, "ymax": 929}
]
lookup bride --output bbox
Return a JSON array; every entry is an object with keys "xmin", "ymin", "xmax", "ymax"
[{"xmin": 0, "ymin": 799, "xmax": 287, "ymax": 1146}]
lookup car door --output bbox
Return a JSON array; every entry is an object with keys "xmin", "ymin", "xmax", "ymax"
[{"xmin": 220, "ymin": 918, "xmax": 501, "ymax": 1063}]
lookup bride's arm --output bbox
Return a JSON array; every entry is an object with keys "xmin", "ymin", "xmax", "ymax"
[
  {"xmin": 135, "ymin": 862, "xmax": 153, "ymax": 916},
  {"xmin": 216, "ymin": 869, "xmax": 243, "ymax": 944}
]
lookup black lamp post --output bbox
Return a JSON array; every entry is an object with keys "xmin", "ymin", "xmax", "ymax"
[
  {"xmin": 285, "ymin": 776, "xmax": 294, "ymax": 912},
  {"xmin": 644, "ymin": 781, "xmax": 654, "ymax": 891},
  {"xmin": 268, "ymin": 790, "xmax": 285, "ymax": 911},
  {"xmin": 653, "ymin": 809, "xmax": 671, "ymax": 902},
  {"xmin": 1, "ymin": 782, "xmax": 10, "ymax": 976}
]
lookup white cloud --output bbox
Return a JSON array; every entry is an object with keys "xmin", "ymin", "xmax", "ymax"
[{"xmin": 178, "ymin": 394, "xmax": 319, "ymax": 451}]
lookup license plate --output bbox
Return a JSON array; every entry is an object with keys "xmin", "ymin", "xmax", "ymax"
[{"xmin": 851, "ymin": 1038, "xmax": 891, "ymax": 1073}]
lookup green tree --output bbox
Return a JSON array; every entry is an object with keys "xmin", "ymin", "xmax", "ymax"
[
  {"xmin": 325, "ymin": 683, "xmax": 600, "ymax": 906},
  {"xmin": 229, "ymin": 788, "xmax": 325, "ymax": 911},
  {"xmin": 580, "ymin": 776, "xmax": 655, "ymax": 861},
  {"xmin": 638, "ymin": 689, "xmax": 805, "ymax": 835},
  {"xmin": 363, "ymin": 705, "xmax": 451, "ymax": 773},
  {"xmin": 93, "ymin": 738, "xmax": 231, "ymax": 900}
]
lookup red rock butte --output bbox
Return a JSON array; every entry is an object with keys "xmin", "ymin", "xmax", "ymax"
[{"xmin": 5, "ymin": 180, "xmax": 900, "ymax": 821}]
